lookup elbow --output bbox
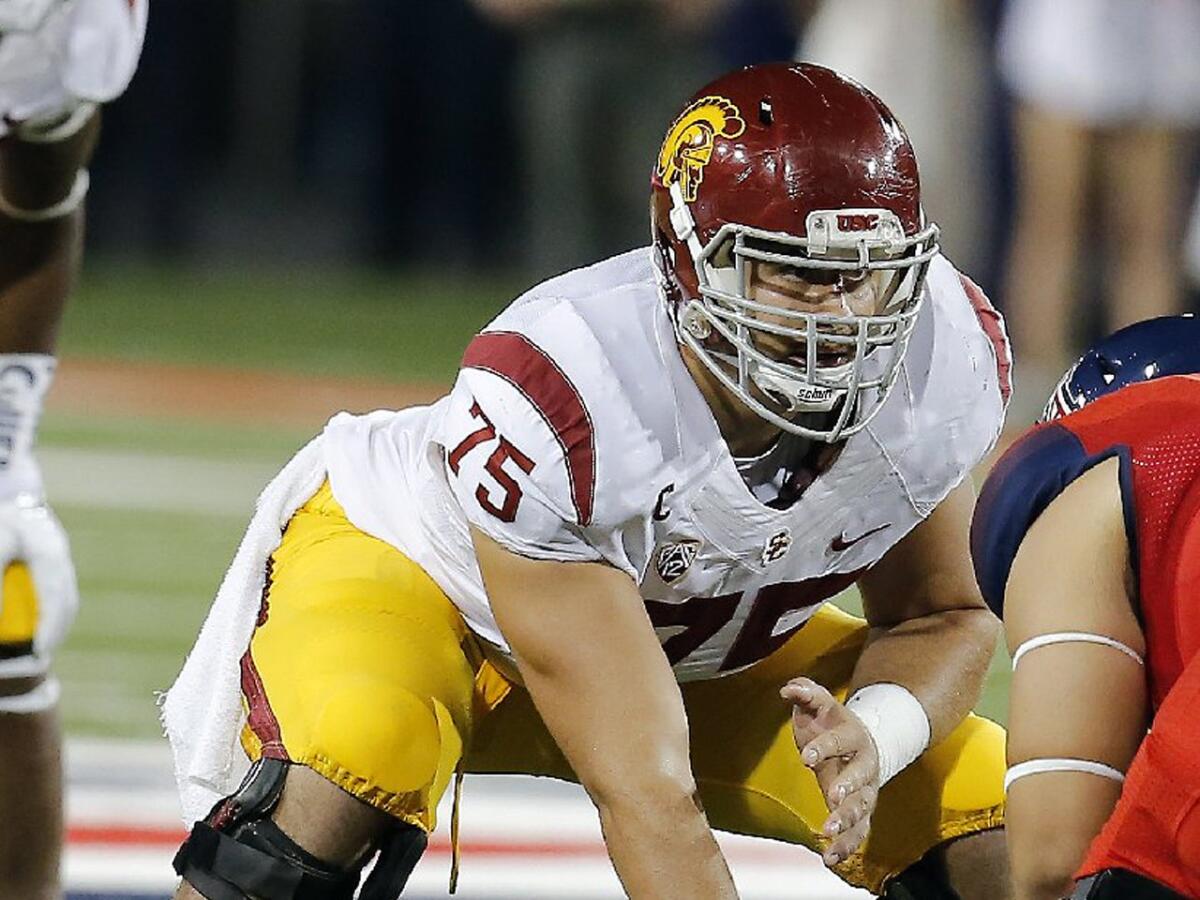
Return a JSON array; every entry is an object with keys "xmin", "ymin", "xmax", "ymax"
[
  {"xmin": 976, "ymin": 605, "xmax": 1003, "ymax": 649},
  {"xmin": 1010, "ymin": 832, "xmax": 1084, "ymax": 900},
  {"xmin": 958, "ymin": 603, "xmax": 1002, "ymax": 662},
  {"xmin": 587, "ymin": 765, "xmax": 702, "ymax": 825},
  {"xmin": 1011, "ymin": 856, "xmax": 1078, "ymax": 900}
]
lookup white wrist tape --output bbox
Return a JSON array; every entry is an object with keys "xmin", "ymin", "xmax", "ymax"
[
  {"xmin": 0, "ymin": 676, "xmax": 60, "ymax": 714},
  {"xmin": 1004, "ymin": 758, "xmax": 1125, "ymax": 793},
  {"xmin": 0, "ymin": 355, "xmax": 56, "ymax": 501},
  {"xmin": 845, "ymin": 683, "xmax": 931, "ymax": 786}
]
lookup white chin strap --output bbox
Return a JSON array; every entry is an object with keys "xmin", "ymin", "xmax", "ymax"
[
  {"xmin": 709, "ymin": 347, "xmax": 842, "ymax": 414},
  {"xmin": 748, "ymin": 364, "xmax": 841, "ymax": 413},
  {"xmin": 1004, "ymin": 631, "xmax": 1143, "ymax": 794}
]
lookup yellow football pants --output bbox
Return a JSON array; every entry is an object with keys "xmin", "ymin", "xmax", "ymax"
[{"xmin": 240, "ymin": 482, "xmax": 1006, "ymax": 893}]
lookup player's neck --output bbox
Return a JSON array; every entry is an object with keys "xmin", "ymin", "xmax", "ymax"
[{"xmin": 679, "ymin": 342, "xmax": 783, "ymax": 457}]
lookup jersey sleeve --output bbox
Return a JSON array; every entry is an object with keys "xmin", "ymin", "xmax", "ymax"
[
  {"xmin": 970, "ymin": 424, "xmax": 1091, "ymax": 616},
  {"xmin": 889, "ymin": 257, "xmax": 1011, "ymax": 515},
  {"xmin": 438, "ymin": 330, "xmax": 640, "ymax": 578}
]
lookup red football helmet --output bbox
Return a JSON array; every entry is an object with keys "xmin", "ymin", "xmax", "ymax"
[{"xmin": 650, "ymin": 62, "xmax": 938, "ymax": 443}]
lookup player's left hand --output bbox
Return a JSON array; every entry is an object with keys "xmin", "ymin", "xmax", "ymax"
[
  {"xmin": 780, "ymin": 677, "xmax": 881, "ymax": 867},
  {"xmin": 0, "ymin": 495, "xmax": 79, "ymax": 662}
]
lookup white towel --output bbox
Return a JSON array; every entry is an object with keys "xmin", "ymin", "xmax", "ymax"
[{"xmin": 160, "ymin": 435, "xmax": 327, "ymax": 825}]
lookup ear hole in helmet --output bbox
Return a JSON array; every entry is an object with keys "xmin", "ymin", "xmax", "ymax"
[{"xmin": 710, "ymin": 237, "xmax": 735, "ymax": 268}]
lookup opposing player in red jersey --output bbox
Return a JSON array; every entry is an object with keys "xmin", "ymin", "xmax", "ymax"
[
  {"xmin": 972, "ymin": 315, "xmax": 1200, "ymax": 900},
  {"xmin": 1, "ymin": 1, "xmax": 147, "ymax": 895}
]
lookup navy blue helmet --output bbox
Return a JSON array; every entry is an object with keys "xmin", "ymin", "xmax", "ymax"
[{"xmin": 1041, "ymin": 314, "xmax": 1200, "ymax": 422}]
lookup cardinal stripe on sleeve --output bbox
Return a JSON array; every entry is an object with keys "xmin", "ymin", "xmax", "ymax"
[{"xmin": 463, "ymin": 331, "xmax": 597, "ymax": 526}]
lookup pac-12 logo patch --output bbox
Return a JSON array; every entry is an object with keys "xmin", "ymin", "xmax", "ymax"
[
  {"xmin": 656, "ymin": 96, "xmax": 746, "ymax": 203},
  {"xmin": 655, "ymin": 540, "xmax": 700, "ymax": 585}
]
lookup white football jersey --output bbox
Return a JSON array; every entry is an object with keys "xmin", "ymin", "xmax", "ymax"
[
  {"xmin": 324, "ymin": 248, "xmax": 1010, "ymax": 681},
  {"xmin": 0, "ymin": 0, "xmax": 147, "ymax": 137}
]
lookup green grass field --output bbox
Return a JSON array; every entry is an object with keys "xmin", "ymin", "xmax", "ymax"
[{"xmin": 49, "ymin": 263, "xmax": 1010, "ymax": 740}]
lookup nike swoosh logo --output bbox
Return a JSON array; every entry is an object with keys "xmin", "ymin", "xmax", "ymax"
[{"xmin": 830, "ymin": 523, "xmax": 890, "ymax": 552}]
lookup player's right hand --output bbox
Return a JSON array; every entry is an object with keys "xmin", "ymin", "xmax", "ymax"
[
  {"xmin": 781, "ymin": 677, "xmax": 881, "ymax": 867},
  {"xmin": 0, "ymin": 494, "xmax": 78, "ymax": 664}
]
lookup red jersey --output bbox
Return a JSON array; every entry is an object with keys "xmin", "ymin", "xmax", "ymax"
[
  {"xmin": 974, "ymin": 375, "xmax": 1200, "ymax": 895},
  {"xmin": 972, "ymin": 374, "xmax": 1200, "ymax": 707}
]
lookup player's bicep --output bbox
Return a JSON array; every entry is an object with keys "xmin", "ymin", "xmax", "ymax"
[
  {"xmin": 470, "ymin": 527, "xmax": 693, "ymax": 801},
  {"xmin": 1004, "ymin": 458, "xmax": 1146, "ymax": 762},
  {"xmin": 1003, "ymin": 458, "xmax": 1146, "ymax": 874},
  {"xmin": 859, "ymin": 479, "xmax": 988, "ymax": 627}
]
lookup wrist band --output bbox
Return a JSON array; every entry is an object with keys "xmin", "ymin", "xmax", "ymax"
[
  {"xmin": 14, "ymin": 102, "xmax": 97, "ymax": 144},
  {"xmin": 1005, "ymin": 758, "xmax": 1125, "ymax": 793},
  {"xmin": 845, "ymin": 682, "xmax": 931, "ymax": 786},
  {"xmin": 0, "ymin": 355, "xmax": 55, "ymax": 500},
  {"xmin": 0, "ymin": 168, "xmax": 90, "ymax": 222}
]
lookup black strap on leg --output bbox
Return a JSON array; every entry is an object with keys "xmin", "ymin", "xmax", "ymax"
[
  {"xmin": 177, "ymin": 818, "xmax": 360, "ymax": 900},
  {"xmin": 173, "ymin": 758, "xmax": 363, "ymax": 900},
  {"xmin": 882, "ymin": 849, "xmax": 962, "ymax": 900},
  {"xmin": 358, "ymin": 821, "xmax": 429, "ymax": 900},
  {"xmin": 1072, "ymin": 869, "xmax": 1189, "ymax": 900}
]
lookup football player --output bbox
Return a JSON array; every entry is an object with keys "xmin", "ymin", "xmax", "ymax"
[
  {"xmin": 0, "ymin": 0, "xmax": 147, "ymax": 895},
  {"xmin": 166, "ymin": 63, "xmax": 1012, "ymax": 899},
  {"xmin": 972, "ymin": 316, "xmax": 1200, "ymax": 899}
]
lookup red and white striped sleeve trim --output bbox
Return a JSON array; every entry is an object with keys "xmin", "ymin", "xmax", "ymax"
[
  {"xmin": 462, "ymin": 331, "xmax": 597, "ymax": 526},
  {"xmin": 958, "ymin": 273, "xmax": 1013, "ymax": 405}
]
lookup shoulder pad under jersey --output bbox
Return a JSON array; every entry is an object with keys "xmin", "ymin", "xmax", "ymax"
[
  {"xmin": 971, "ymin": 423, "xmax": 1125, "ymax": 617},
  {"xmin": 440, "ymin": 283, "xmax": 681, "ymax": 575}
]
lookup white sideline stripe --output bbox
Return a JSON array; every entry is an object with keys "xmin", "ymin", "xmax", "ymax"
[
  {"xmin": 41, "ymin": 446, "xmax": 279, "ymax": 516},
  {"xmin": 64, "ymin": 740, "xmax": 871, "ymax": 897}
]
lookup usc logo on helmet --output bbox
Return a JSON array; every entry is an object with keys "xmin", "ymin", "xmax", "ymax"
[{"xmin": 656, "ymin": 96, "xmax": 745, "ymax": 203}]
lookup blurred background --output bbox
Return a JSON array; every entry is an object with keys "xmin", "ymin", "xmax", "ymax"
[{"xmin": 42, "ymin": 0, "xmax": 1200, "ymax": 894}]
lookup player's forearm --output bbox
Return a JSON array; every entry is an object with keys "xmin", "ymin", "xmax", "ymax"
[
  {"xmin": 0, "ymin": 122, "xmax": 97, "ymax": 354},
  {"xmin": 0, "ymin": 214, "xmax": 81, "ymax": 354},
  {"xmin": 595, "ymin": 785, "xmax": 737, "ymax": 899},
  {"xmin": 849, "ymin": 607, "xmax": 999, "ymax": 745}
]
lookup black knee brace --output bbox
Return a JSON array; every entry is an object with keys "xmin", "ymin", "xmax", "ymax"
[
  {"xmin": 173, "ymin": 758, "xmax": 427, "ymax": 900},
  {"xmin": 881, "ymin": 850, "xmax": 962, "ymax": 900},
  {"xmin": 1072, "ymin": 869, "xmax": 1188, "ymax": 900},
  {"xmin": 359, "ymin": 822, "xmax": 428, "ymax": 900}
]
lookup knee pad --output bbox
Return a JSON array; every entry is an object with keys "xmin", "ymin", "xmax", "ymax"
[
  {"xmin": 310, "ymin": 682, "xmax": 445, "ymax": 795},
  {"xmin": 174, "ymin": 757, "xmax": 429, "ymax": 900},
  {"xmin": 1072, "ymin": 869, "xmax": 1189, "ymax": 899}
]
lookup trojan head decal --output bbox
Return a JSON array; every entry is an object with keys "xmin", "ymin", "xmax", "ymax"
[{"xmin": 656, "ymin": 96, "xmax": 746, "ymax": 203}]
